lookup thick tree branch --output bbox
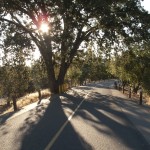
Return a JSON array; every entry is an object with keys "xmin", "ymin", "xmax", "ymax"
[
  {"xmin": 66, "ymin": 29, "xmax": 83, "ymax": 65},
  {"xmin": 6, "ymin": 0, "xmax": 40, "ymax": 27},
  {"xmin": 82, "ymin": 25, "xmax": 99, "ymax": 39}
]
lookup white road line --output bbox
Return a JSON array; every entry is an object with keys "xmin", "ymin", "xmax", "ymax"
[{"xmin": 44, "ymin": 93, "xmax": 89, "ymax": 150}]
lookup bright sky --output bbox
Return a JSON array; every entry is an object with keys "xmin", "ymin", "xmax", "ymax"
[{"xmin": 141, "ymin": 0, "xmax": 150, "ymax": 13}]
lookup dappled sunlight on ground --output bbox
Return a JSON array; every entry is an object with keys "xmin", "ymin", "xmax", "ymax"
[{"xmin": 0, "ymin": 80, "xmax": 150, "ymax": 150}]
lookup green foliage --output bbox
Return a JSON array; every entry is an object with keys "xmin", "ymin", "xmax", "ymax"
[
  {"xmin": 0, "ymin": 45, "xmax": 31, "ymax": 110},
  {"xmin": 143, "ymin": 68, "xmax": 150, "ymax": 94},
  {"xmin": 108, "ymin": 42, "xmax": 150, "ymax": 94},
  {"xmin": 30, "ymin": 57, "xmax": 48, "ymax": 90},
  {"xmin": 0, "ymin": 0, "xmax": 150, "ymax": 93},
  {"xmin": 67, "ymin": 46, "xmax": 110, "ymax": 84},
  {"xmin": 1, "ymin": 64, "xmax": 29, "ymax": 97}
]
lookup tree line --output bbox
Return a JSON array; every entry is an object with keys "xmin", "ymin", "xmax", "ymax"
[
  {"xmin": 0, "ymin": 46, "xmax": 111, "ymax": 111},
  {"xmin": 1, "ymin": 41, "xmax": 150, "ymax": 111},
  {"xmin": 108, "ymin": 41, "xmax": 150, "ymax": 95}
]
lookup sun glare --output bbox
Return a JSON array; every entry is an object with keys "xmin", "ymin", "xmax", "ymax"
[{"xmin": 40, "ymin": 23, "xmax": 49, "ymax": 33}]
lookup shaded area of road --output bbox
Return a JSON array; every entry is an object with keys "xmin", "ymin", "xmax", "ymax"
[
  {"xmin": 0, "ymin": 111, "xmax": 16, "ymax": 125},
  {"xmin": 19, "ymin": 94, "xmax": 92, "ymax": 150},
  {"xmin": 51, "ymin": 91, "xmax": 150, "ymax": 150}
]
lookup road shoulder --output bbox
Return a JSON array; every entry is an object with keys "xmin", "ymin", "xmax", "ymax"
[{"xmin": 111, "ymin": 89, "xmax": 150, "ymax": 146}]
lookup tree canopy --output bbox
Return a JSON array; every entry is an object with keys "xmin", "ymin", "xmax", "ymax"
[{"xmin": 0, "ymin": 0, "xmax": 150, "ymax": 93}]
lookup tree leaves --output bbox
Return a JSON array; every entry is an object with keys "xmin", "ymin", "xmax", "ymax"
[{"xmin": 0, "ymin": 0, "xmax": 150, "ymax": 93}]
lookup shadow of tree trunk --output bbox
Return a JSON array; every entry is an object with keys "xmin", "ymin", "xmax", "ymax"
[{"xmin": 20, "ymin": 94, "xmax": 92, "ymax": 150}]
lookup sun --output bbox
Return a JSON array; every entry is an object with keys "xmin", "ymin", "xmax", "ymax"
[{"xmin": 40, "ymin": 23, "xmax": 49, "ymax": 33}]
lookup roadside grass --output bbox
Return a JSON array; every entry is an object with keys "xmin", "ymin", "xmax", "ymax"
[
  {"xmin": 17, "ymin": 89, "xmax": 50, "ymax": 107},
  {"xmin": 0, "ymin": 89, "xmax": 50, "ymax": 115},
  {"xmin": 145, "ymin": 96, "xmax": 150, "ymax": 105}
]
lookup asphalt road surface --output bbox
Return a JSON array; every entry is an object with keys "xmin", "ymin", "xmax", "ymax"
[{"xmin": 0, "ymin": 80, "xmax": 150, "ymax": 150}]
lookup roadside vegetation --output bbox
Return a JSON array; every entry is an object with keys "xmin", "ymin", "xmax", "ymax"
[
  {"xmin": 0, "ymin": 45, "xmax": 111, "ymax": 113},
  {"xmin": 0, "ymin": 42, "xmax": 150, "ymax": 114},
  {"xmin": 108, "ymin": 42, "xmax": 150, "ymax": 104}
]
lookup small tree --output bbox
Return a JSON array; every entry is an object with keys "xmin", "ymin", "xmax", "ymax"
[
  {"xmin": 1, "ymin": 48, "xmax": 30, "ymax": 111},
  {"xmin": 31, "ymin": 57, "xmax": 48, "ymax": 103}
]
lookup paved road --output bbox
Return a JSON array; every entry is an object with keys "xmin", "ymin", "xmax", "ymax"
[{"xmin": 0, "ymin": 80, "xmax": 150, "ymax": 150}]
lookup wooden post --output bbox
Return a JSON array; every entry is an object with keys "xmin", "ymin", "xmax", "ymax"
[
  {"xmin": 139, "ymin": 89, "xmax": 143, "ymax": 105},
  {"xmin": 12, "ymin": 95, "xmax": 18, "ymax": 111},
  {"xmin": 129, "ymin": 86, "xmax": 131, "ymax": 98},
  {"xmin": 37, "ymin": 89, "xmax": 42, "ymax": 104},
  {"xmin": 122, "ymin": 85, "xmax": 125, "ymax": 94}
]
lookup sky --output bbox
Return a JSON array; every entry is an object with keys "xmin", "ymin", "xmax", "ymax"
[{"xmin": 141, "ymin": 0, "xmax": 150, "ymax": 13}]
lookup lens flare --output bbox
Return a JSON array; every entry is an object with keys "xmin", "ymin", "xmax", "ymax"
[{"xmin": 40, "ymin": 23, "xmax": 49, "ymax": 33}]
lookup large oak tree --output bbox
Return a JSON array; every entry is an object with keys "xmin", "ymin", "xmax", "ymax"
[{"xmin": 0, "ymin": 0, "xmax": 150, "ymax": 94}]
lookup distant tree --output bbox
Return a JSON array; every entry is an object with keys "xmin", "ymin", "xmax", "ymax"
[
  {"xmin": 108, "ymin": 56, "xmax": 129, "ymax": 92},
  {"xmin": 67, "ymin": 65, "xmax": 81, "ymax": 86},
  {"xmin": 108, "ymin": 42, "xmax": 150, "ymax": 94},
  {"xmin": 67, "ymin": 45, "xmax": 110, "ymax": 85},
  {"xmin": 123, "ymin": 44, "xmax": 150, "ymax": 93}
]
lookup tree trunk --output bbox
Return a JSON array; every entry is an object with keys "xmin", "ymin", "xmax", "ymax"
[
  {"xmin": 139, "ymin": 90, "xmax": 143, "ymax": 105},
  {"xmin": 38, "ymin": 89, "xmax": 42, "ymax": 100},
  {"xmin": 6, "ymin": 94, "xmax": 11, "ymax": 107},
  {"xmin": 122, "ymin": 81, "xmax": 126, "ymax": 94},
  {"xmin": 39, "ymin": 38, "xmax": 79, "ymax": 94},
  {"xmin": 122, "ymin": 85, "xmax": 125, "ymax": 93},
  {"xmin": 37, "ymin": 89, "xmax": 42, "ymax": 104},
  {"xmin": 85, "ymin": 80, "xmax": 87, "ymax": 85},
  {"xmin": 12, "ymin": 96, "xmax": 18, "ymax": 111},
  {"xmin": 132, "ymin": 83, "xmax": 140, "ymax": 94},
  {"xmin": 129, "ymin": 87, "xmax": 131, "ymax": 98},
  {"xmin": 46, "ymin": 67, "xmax": 66, "ymax": 94},
  {"xmin": 45, "ymin": 58, "xmax": 69, "ymax": 94},
  {"xmin": 7, "ymin": 98, "xmax": 11, "ymax": 107}
]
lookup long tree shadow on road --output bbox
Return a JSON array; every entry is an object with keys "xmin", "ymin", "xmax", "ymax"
[
  {"xmin": 0, "ymin": 111, "xmax": 16, "ymax": 125},
  {"xmin": 1, "ymin": 83, "xmax": 150, "ymax": 150},
  {"xmin": 20, "ymin": 94, "xmax": 93, "ymax": 150},
  {"xmin": 61, "ymin": 91, "xmax": 150, "ymax": 150}
]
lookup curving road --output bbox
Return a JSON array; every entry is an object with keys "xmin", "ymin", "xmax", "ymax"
[{"xmin": 0, "ymin": 80, "xmax": 150, "ymax": 150}]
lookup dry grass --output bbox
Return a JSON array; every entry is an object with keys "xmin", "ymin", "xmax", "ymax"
[
  {"xmin": 18, "ymin": 93, "xmax": 38, "ymax": 107},
  {"xmin": 18, "ymin": 89, "xmax": 50, "ymax": 107},
  {"xmin": 145, "ymin": 95, "xmax": 150, "ymax": 105},
  {"xmin": 0, "ymin": 89, "xmax": 50, "ymax": 115}
]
